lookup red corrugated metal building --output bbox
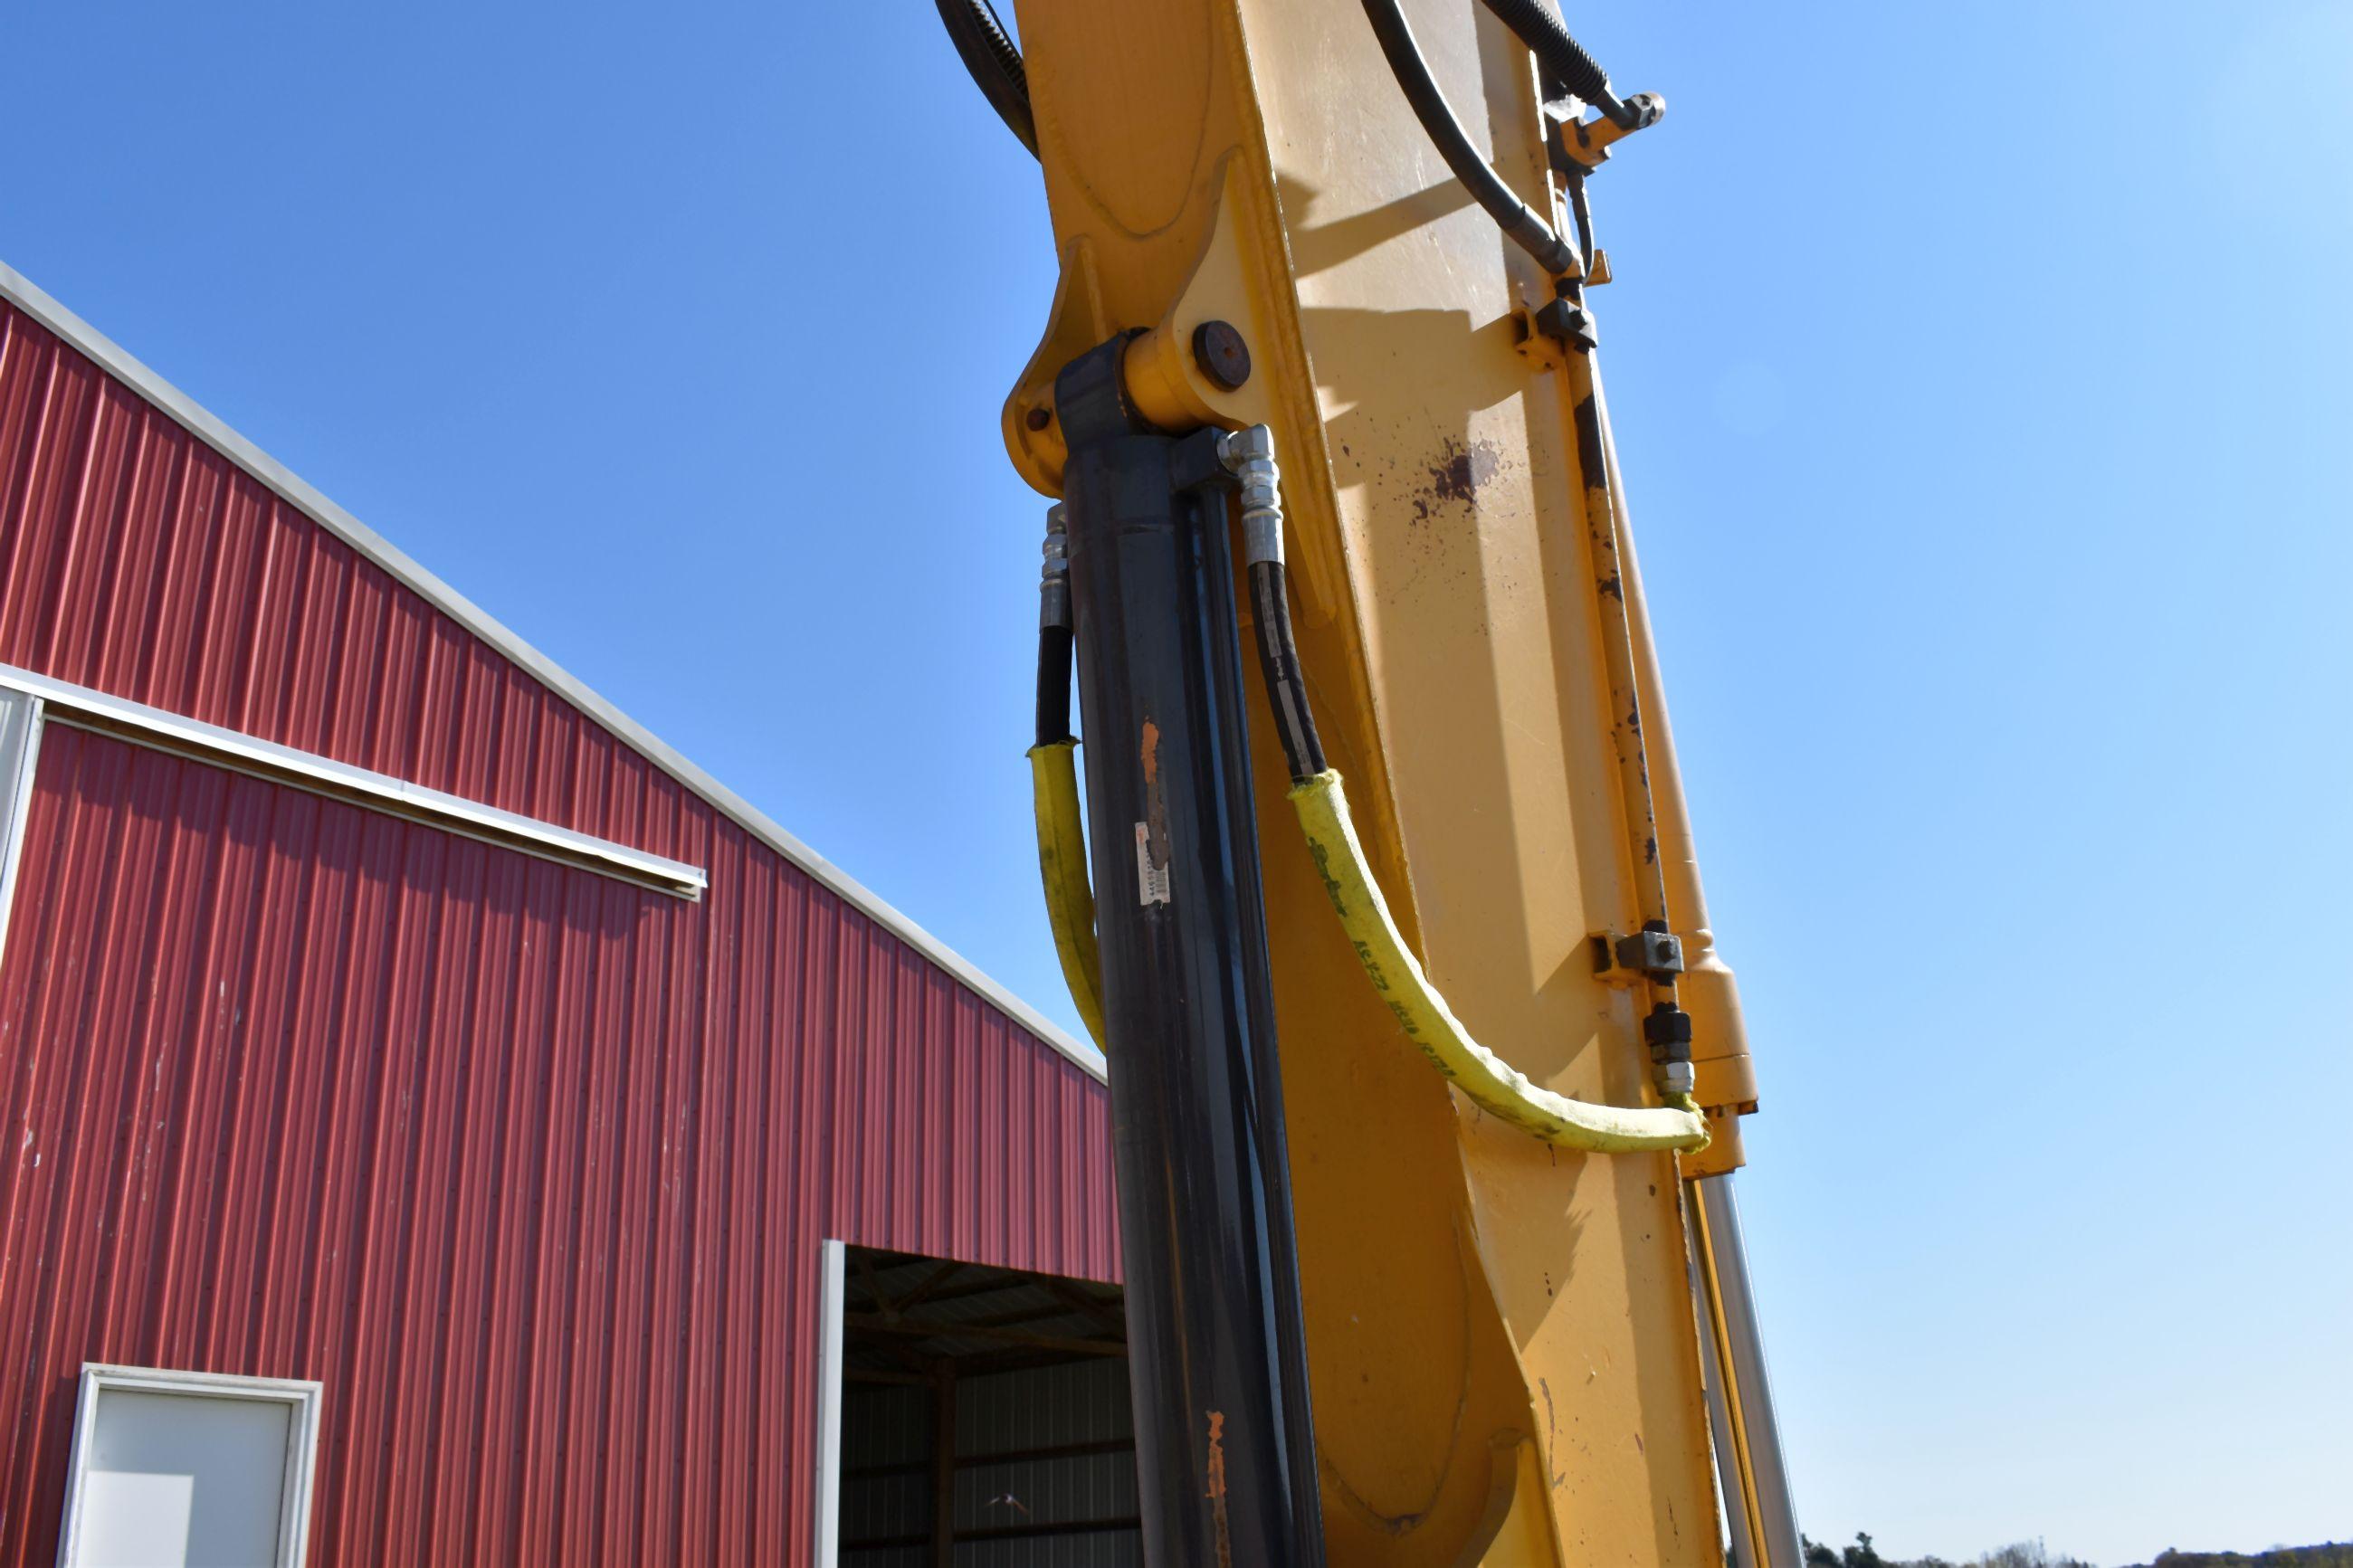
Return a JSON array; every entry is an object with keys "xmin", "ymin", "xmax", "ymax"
[{"xmin": 0, "ymin": 263, "xmax": 1131, "ymax": 1566}]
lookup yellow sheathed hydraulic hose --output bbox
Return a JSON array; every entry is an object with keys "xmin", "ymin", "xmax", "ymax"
[
  {"xmin": 1027, "ymin": 739, "xmax": 1107, "ymax": 1051},
  {"xmin": 1021, "ymin": 741, "xmax": 1707, "ymax": 1150},
  {"xmin": 1287, "ymin": 769, "xmax": 1708, "ymax": 1154}
]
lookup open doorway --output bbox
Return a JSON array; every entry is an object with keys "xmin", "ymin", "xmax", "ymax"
[{"xmin": 831, "ymin": 1246, "xmax": 1142, "ymax": 1567}]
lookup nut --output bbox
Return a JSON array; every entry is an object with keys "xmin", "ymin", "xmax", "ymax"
[{"xmin": 1643, "ymin": 1003, "xmax": 1693, "ymax": 1062}]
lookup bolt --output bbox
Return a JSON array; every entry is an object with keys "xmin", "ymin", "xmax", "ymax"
[
  {"xmin": 1191, "ymin": 319, "xmax": 1253, "ymax": 392},
  {"xmin": 1025, "ymin": 405, "xmax": 1053, "ymax": 432}
]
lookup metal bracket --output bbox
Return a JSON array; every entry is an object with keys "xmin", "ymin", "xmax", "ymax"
[
  {"xmin": 1511, "ymin": 290, "xmax": 1596, "ymax": 370},
  {"xmin": 1592, "ymin": 922, "xmax": 1684, "ymax": 987},
  {"xmin": 1546, "ymin": 91, "xmax": 1666, "ymax": 178}
]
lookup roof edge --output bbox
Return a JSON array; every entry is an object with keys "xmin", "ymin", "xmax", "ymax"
[{"xmin": 0, "ymin": 260, "xmax": 1105, "ymax": 1085}]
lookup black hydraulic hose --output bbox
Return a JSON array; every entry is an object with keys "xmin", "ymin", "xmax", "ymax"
[
  {"xmin": 1475, "ymin": 0, "xmax": 1636, "ymax": 126},
  {"xmin": 1219, "ymin": 427, "xmax": 1328, "ymax": 784},
  {"xmin": 1358, "ymin": 0, "xmax": 1581, "ymax": 277},
  {"xmin": 1036, "ymin": 624, "xmax": 1075, "ymax": 747},
  {"xmin": 935, "ymin": 0, "xmax": 1039, "ymax": 157},
  {"xmin": 1248, "ymin": 561, "xmax": 1326, "ymax": 785},
  {"xmin": 1037, "ymin": 503, "xmax": 1076, "ymax": 746}
]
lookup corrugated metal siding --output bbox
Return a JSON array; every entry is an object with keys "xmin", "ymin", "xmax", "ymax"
[
  {"xmin": 0, "ymin": 297, "xmax": 1122, "ymax": 1565},
  {"xmin": 840, "ymin": 1360, "xmax": 1140, "ymax": 1568},
  {"xmin": 957, "ymin": 1359, "xmax": 1141, "ymax": 1568},
  {"xmin": 841, "ymin": 1383, "xmax": 931, "ymax": 1568}
]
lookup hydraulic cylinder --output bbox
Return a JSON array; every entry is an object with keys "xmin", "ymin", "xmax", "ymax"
[{"xmin": 1058, "ymin": 344, "xmax": 1325, "ymax": 1568}]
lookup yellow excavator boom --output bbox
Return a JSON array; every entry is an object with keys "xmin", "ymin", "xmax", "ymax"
[{"xmin": 956, "ymin": 1, "xmax": 1805, "ymax": 1561}]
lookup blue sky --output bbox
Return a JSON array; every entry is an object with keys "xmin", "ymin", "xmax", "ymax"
[{"xmin": 5, "ymin": 2, "xmax": 2347, "ymax": 1561}]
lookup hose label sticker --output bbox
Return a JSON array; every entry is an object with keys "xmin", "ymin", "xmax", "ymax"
[{"xmin": 1134, "ymin": 822, "xmax": 1171, "ymax": 906}]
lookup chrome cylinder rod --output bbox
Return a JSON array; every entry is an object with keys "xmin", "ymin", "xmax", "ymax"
[
  {"xmin": 1689, "ymin": 1207, "xmax": 1762, "ymax": 1568},
  {"xmin": 1695, "ymin": 1174, "xmax": 1803, "ymax": 1566}
]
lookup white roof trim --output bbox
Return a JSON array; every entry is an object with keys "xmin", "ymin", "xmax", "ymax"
[
  {"xmin": 0, "ymin": 260, "xmax": 1105, "ymax": 1084},
  {"xmin": 0, "ymin": 662, "xmax": 710, "ymax": 899}
]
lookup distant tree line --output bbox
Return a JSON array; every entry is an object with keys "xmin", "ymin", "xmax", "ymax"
[
  {"xmin": 2129, "ymin": 1552, "xmax": 2353, "ymax": 1568},
  {"xmin": 1803, "ymin": 1535, "xmax": 2352, "ymax": 1568},
  {"xmin": 1805, "ymin": 1532, "xmax": 2092, "ymax": 1568}
]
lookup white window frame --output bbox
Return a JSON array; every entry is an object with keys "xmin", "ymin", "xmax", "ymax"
[
  {"xmin": 0, "ymin": 663, "xmax": 705, "ymax": 902},
  {"xmin": 55, "ymin": 1363, "xmax": 326, "ymax": 1568},
  {"xmin": 814, "ymin": 1238, "xmax": 846, "ymax": 1568},
  {"xmin": 0, "ymin": 686, "xmax": 43, "ymax": 976}
]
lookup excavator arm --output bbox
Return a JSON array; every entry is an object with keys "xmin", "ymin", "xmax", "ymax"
[{"xmin": 941, "ymin": 2, "xmax": 1803, "ymax": 1562}]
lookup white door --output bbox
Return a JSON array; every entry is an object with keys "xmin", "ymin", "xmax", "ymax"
[{"xmin": 58, "ymin": 1367, "xmax": 321, "ymax": 1568}]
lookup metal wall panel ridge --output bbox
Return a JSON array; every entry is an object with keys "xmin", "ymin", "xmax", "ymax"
[{"xmin": 0, "ymin": 296, "xmax": 1122, "ymax": 1566}]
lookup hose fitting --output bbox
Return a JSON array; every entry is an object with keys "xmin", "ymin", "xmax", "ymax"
[
  {"xmin": 1645, "ymin": 1000, "xmax": 1699, "ymax": 1098},
  {"xmin": 1219, "ymin": 425, "xmax": 1284, "ymax": 566},
  {"xmin": 1040, "ymin": 502, "xmax": 1072, "ymax": 632}
]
